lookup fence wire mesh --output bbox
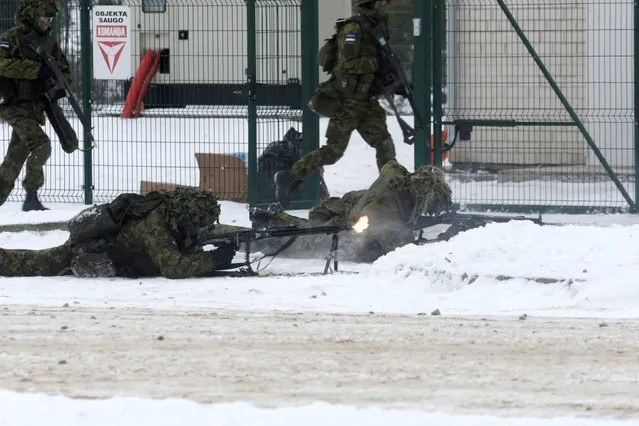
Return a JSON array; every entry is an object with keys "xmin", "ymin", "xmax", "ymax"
[
  {"xmin": 253, "ymin": 0, "xmax": 304, "ymax": 206},
  {"xmin": 1, "ymin": 0, "xmax": 85, "ymax": 203},
  {"xmin": 91, "ymin": 0, "xmax": 250, "ymax": 204},
  {"xmin": 1, "ymin": 0, "xmax": 637, "ymax": 213},
  {"xmin": 1, "ymin": 0, "xmax": 310, "ymax": 206},
  {"xmin": 442, "ymin": 0, "xmax": 636, "ymax": 212}
]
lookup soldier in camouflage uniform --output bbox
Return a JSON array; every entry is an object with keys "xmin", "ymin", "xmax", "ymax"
[
  {"xmin": 258, "ymin": 160, "xmax": 453, "ymax": 263},
  {"xmin": 274, "ymin": 0, "xmax": 397, "ymax": 208},
  {"xmin": 0, "ymin": 188, "xmax": 238, "ymax": 278},
  {"xmin": 0, "ymin": 0, "xmax": 71, "ymax": 211}
]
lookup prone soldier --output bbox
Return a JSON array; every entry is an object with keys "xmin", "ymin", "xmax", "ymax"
[{"xmin": 0, "ymin": 188, "xmax": 238, "ymax": 278}]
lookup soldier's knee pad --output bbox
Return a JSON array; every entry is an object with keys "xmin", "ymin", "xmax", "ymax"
[{"xmin": 71, "ymin": 252, "xmax": 117, "ymax": 278}]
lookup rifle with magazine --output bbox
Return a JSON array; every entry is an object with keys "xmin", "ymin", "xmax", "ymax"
[
  {"xmin": 364, "ymin": 20, "xmax": 455, "ymax": 152},
  {"xmin": 22, "ymin": 30, "xmax": 96, "ymax": 153}
]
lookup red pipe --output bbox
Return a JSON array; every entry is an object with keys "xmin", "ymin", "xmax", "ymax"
[{"xmin": 121, "ymin": 49, "xmax": 158, "ymax": 118}]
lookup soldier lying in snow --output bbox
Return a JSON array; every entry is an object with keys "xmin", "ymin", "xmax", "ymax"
[
  {"xmin": 252, "ymin": 160, "xmax": 453, "ymax": 263},
  {"xmin": 0, "ymin": 188, "xmax": 237, "ymax": 278}
]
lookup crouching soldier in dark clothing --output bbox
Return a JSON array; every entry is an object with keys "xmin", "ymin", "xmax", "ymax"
[{"xmin": 0, "ymin": 188, "xmax": 238, "ymax": 278}]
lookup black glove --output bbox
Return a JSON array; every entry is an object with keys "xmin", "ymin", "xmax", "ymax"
[{"xmin": 211, "ymin": 244, "xmax": 237, "ymax": 267}]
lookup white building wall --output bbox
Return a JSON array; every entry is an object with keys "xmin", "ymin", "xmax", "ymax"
[
  {"xmin": 585, "ymin": 0, "xmax": 634, "ymax": 168},
  {"xmin": 448, "ymin": 2, "xmax": 592, "ymax": 166}
]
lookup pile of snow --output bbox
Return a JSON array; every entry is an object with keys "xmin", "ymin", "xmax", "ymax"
[
  {"xmin": 371, "ymin": 221, "xmax": 639, "ymax": 282},
  {"xmin": 2, "ymin": 219, "xmax": 639, "ymax": 318},
  {"xmin": 365, "ymin": 221, "xmax": 639, "ymax": 315}
]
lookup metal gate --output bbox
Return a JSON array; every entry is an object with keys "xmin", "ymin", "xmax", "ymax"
[
  {"xmin": 414, "ymin": 0, "xmax": 638, "ymax": 213},
  {"xmin": 247, "ymin": 0, "xmax": 319, "ymax": 209}
]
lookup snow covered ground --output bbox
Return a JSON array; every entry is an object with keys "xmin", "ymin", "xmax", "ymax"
[{"xmin": 1, "ymin": 118, "xmax": 639, "ymax": 424}]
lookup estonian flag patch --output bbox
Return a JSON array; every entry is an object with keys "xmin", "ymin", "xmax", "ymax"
[
  {"xmin": 345, "ymin": 33, "xmax": 356, "ymax": 43},
  {"xmin": 0, "ymin": 41, "xmax": 9, "ymax": 48}
]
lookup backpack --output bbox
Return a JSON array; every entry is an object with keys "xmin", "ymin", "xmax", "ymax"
[{"xmin": 317, "ymin": 16, "xmax": 369, "ymax": 74}]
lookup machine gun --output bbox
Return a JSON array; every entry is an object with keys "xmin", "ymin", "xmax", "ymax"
[
  {"xmin": 197, "ymin": 223, "xmax": 348, "ymax": 276},
  {"xmin": 412, "ymin": 211, "xmax": 545, "ymax": 243},
  {"xmin": 196, "ymin": 211, "xmax": 545, "ymax": 276},
  {"xmin": 22, "ymin": 30, "xmax": 96, "ymax": 153}
]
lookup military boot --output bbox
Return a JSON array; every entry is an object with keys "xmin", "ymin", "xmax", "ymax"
[
  {"xmin": 22, "ymin": 190, "xmax": 49, "ymax": 211},
  {"xmin": 274, "ymin": 170, "xmax": 302, "ymax": 209},
  {"xmin": 70, "ymin": 253, "xmax": 117, "ymax": 278}
]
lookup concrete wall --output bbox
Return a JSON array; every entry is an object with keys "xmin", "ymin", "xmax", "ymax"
[{"xmin": 585, "ymin": 0, "xmax": 633, "ymax": 168}]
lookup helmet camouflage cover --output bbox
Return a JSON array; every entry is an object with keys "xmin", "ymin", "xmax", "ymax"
[
  {"xmin": 17, "ymin": 0, "xmax": 60, "ymax": 27},
  {"xmin": 159, "ymin": 187, "xmax": 221, "ymax": 247},
  {"xmin": 407, "ymin": 164, "xmax": 453, "ymax": 223}
]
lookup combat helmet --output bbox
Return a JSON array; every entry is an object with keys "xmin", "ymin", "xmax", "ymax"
[
  {"xmin": 407, "ymin": 164, "xmax": 453, "ymax": 223},
  {"xmin": 16, "ymin": 0, "xmax": 59, "ymax": 32},
  {"xmin": 159, "ymin": 187, "xmax": 221, "ymax": 248}
]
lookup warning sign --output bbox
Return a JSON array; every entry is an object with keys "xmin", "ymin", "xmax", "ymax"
[{"xmin": 92, "ymin": 6, "xmax": 131, "ymax": 80}]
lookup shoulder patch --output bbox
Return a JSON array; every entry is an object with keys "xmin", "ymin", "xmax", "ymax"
[
  {"xmin": 0, "ymin": 41, "xmax": 9, "ymax": 48},
  {"xmin": 345, "ymin": 33, "xmax": 357, "ymax": 43}
]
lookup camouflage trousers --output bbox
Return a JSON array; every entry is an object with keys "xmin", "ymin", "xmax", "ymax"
[
  {"xmin": 291, "ymin": 98, "xmax": 395, "ymax": 181},
  {"xmin": 0, "ymin": 245, "xmax": 73, "ymax": 277},
  {"xmin": 0, "ymin": 102, "xmax": 51, "ymax": 205}
]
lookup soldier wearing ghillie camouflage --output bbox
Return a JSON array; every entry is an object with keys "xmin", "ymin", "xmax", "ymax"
[
  {"xmin": 0, "ymin": 0, "xmax": 71, "ymax": 211},
  {"xmin": 274, "ymin": 0, "xmax": 397, "ymax": 208},
  {"xmin": 0, "ymin": 188, "xmax": 238, "ymax": 278},
  {"xmin": 258, "ymin": 161, "xmax": 453, "ymax": 263}
]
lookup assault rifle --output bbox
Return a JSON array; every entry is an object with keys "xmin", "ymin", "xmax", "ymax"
[
  {"xmin": 364, "ymin": 23, "xmax": 433, "ymax": 147},
  {"xmin": 197, "ymin": 223, "xmax": 347, "ymax": 276},
  {"xmin": 22, "ymin": 30, "xmax": 96, "ymax": 154}
]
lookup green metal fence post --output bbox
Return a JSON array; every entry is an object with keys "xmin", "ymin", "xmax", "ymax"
[
  {"xmin": 300, "ymin": 0, "xmax": 319, "ymax": 206},
  {"xmin": 247, "ymin": 0, "xmax": 257, "ymax": 207},
  {"xmin": 496, "ymin": 0, "xmax": 635, "ymax": 211},
  {"xmin": 635, "ymin": 0, "xmax": 639, "ymax": 212},
  {"xmin": 412, "ymin": 0, "xmax": 432, "ymax": 168},
  {"xmin": 80, "ymin": 0, "xmax": 92, "ymax": 204},
  {"xmin": 432, "ymin": 0, "xmax": 444, "ymax": 168}
]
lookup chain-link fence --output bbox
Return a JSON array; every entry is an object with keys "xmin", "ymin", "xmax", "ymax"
[
  {"xmin": 2, "ymin": 0, "xmax": 638, "ymax": 213},
  {"xmin": 0, "ymin": 0, "xmax": 318, "ymax": 207},
  {"xmin": 431, "ymin": 0, "xmax": 637, "ymax": 213}
]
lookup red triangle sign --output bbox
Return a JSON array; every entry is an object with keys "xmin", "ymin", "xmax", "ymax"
[{"xmin": 98, "ymin": 41, "xmax": 126, "ymax": 73}]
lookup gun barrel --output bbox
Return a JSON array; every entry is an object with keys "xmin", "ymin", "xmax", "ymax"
[{"xmin": 198, "ymin": 224, "xmax": 346, "ymax": 248}]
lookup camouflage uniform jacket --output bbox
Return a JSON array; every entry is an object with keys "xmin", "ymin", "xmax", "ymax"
[
  {"xmin": 0, "ymin": 23, "xmax": 71, "ymax": 104},
  {"xmin": 330, "ymin": 7, "xmax": 390, "ymax": 101},
  {"xmin": 76, "ymin": 209, "xmax": 218, "ymax": 279},
  {"xmin": 0, "ymin": 208, "xmax": 220, "ymax": 279}
]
